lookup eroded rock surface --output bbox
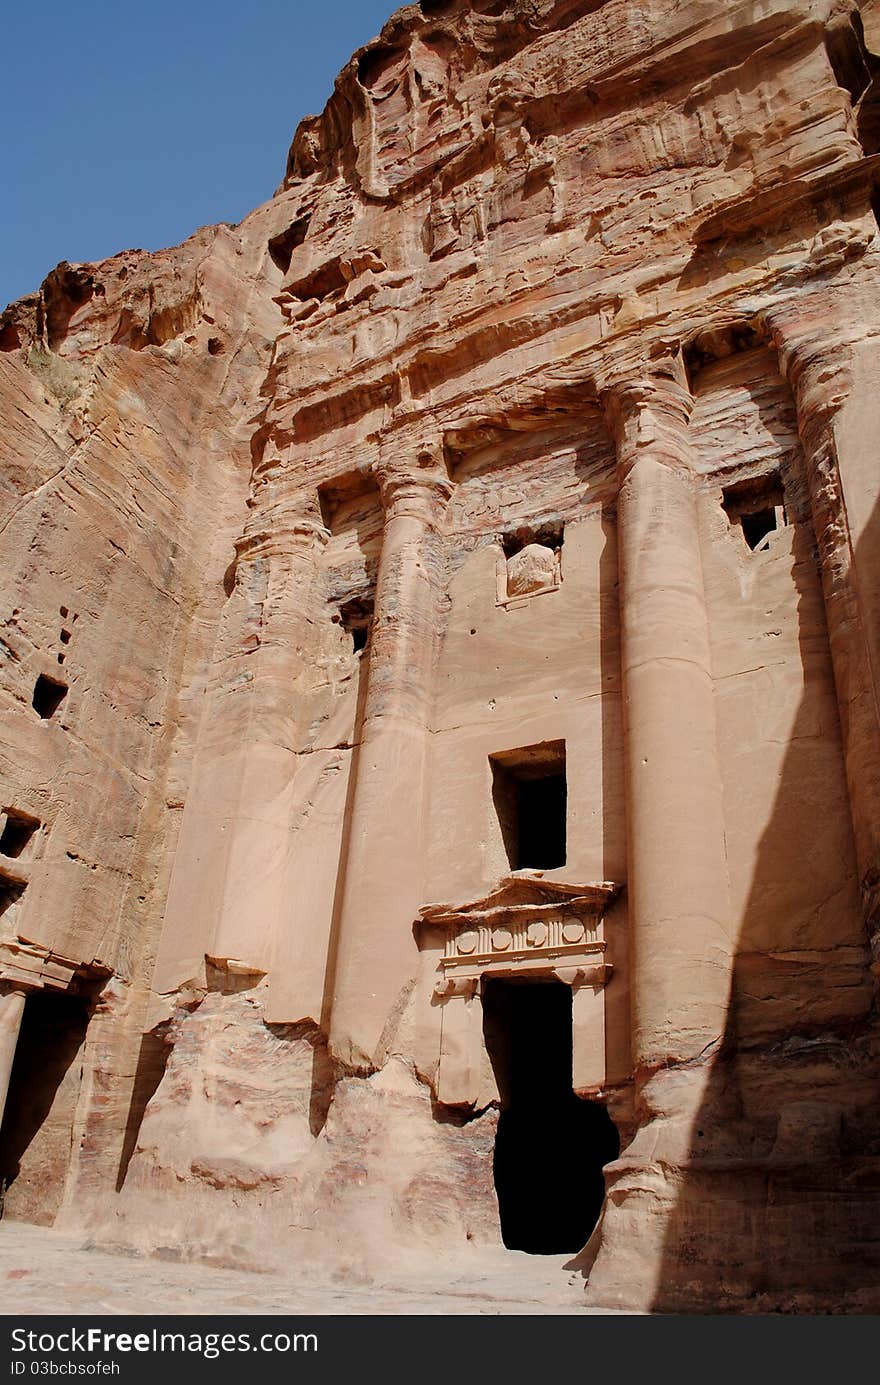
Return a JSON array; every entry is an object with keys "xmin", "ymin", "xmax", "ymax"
[{"xmin": 112, "ymin": 988, "xmax": 498, "ymax": 1276}]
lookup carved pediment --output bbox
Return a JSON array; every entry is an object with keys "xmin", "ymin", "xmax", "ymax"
[
  {"xmin": 418, "ymin": 873, "xmax": 621, "ymax": 991},
  {"xmin": 421, "ymin": 872, "xmax": 620, "ymax": 923}
]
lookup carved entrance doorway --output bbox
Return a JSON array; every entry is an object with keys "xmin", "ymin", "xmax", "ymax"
[
  {"xmin": 0, "ymin": 989, "xmax": 91, "ymax": 1224},
  {"xmin": 483, "ymin": 977, "xmax": 619, "ymax": 1254}
]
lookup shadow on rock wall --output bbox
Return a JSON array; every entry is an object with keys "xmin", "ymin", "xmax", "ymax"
[{"xmin": 650, "ymin": 478, "xmax": 880, "ymax": 1313}]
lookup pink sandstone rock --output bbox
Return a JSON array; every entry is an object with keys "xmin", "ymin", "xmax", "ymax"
[{"xmin": 1, "ymin": 0, "xmax": 880, "ymax": 1312}]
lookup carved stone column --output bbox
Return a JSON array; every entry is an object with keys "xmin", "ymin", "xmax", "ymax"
[
  {"xmin": 0, "ymin": 987, "xmax": 25, "ymax": 1132},
  {"xmin": 153, "ymin": 489, "xmax": 330, "ymax": 996},
  {"xmin": 772, "ymin": 317, "xmax": 880, "ymax": 965},
  {"xmin": 580, "ymin": 365, "xmax": 735, "ymax": 1309},
  {"xmin": 604, "ymin": 366, "xmax": 733, "ymax": 1078},
  {"xmin": 208, "ymin": 497, "xmax": 331, "ymax": 974},
  {"xmin": 328, "ymin": 447, "xmax": 453, "ymax": 1071}
]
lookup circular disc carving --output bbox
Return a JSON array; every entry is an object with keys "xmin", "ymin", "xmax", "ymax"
[
  {"xmin": 562, "ymin": 919, "xmax": 585, "ymax": 945},
  {"xmin": 492, "ymin": 928, "xmax": 512, "ymax": 951},
  {"xmin": 526, "ymin": 921, "xmax": 547, "ymax": 947},
  {"xmin": 457, "ymin": 930, "xmax": 478, "ymax": 955}
]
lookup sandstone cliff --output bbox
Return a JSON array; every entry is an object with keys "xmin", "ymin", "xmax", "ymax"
[{"xmin": 3, "ymin": 0, "xmax": 880, "ymax": 1311}]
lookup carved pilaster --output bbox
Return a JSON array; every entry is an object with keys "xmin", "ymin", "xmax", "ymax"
[
  {"xmin": 328, "ymin": 445, "xmax": 453, "ymax": 1071},
  {"xmin": 603, "ymin": 365, "xmax": 733, "ymax": 1076},
  {"xmin": 372, "ymin": 444, "xmax": 455, "ymax": 526},
  {"xmin": 0, "ymin": 987, "xmax": 25, "ymax": 1132},
  {"xmin": 153, "ymin": 490, "xmax": 330, "ymax": 996},
  {"xmin": 435, "ymin": 978, "xmax": 480, "ymax": 1109},
  {"xmin": 771, "ymin": 315, "xmax": 880, "ymax": 962}
]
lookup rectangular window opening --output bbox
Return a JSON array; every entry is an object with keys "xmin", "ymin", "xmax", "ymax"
[
  {"xmin": 722, "ymin": 474, "xmax": 786, "ymax": 553},
  {"xmin": 490, "ymin": 740, "xmax": 567, "ymax": 871},
  {"xmin": 317, "ymin": 469, "xmax": 381, "ymax": 536},
  {"xmin": 500, "ymin": 521, "xmax": 565, "ymax": 560}
]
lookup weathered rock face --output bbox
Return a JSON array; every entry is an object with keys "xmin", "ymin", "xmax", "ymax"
[
  {"xmin": 111, "ymin": 988, "xmax": 499, "ymax": 1276},
  {"xmin": 2, "ymin": 0, "xmax": 880, "ymax": 1312}
]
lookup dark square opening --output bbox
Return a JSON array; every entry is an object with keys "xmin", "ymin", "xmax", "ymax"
[
  {"xmin": 32, "ymin": 676, "xmax": 67, "ymax": 720},
  {"xmin": 740, "ymin": 507, "xmax": 778, "ymax": 551},
  {"xmin": 722, "ymin": 473, "xmax": 786, "ymax": 553},
  {"xmin": 491, "ymin": 740, "xmax": 567, "ymax": 871},
  {"xmin": 0, "ymin": 811, "xmax": 40, "ymax": 860},
  {"xmin": 337, "ymin": 596, "xmax": 374, "ymax": 655}
]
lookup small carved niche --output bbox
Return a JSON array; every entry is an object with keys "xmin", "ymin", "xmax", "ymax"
[
  {"xmin": 267, "ymin": 213, "xmax": 312, "ymax": 275},
  {"xmin": 722, "ymin": 473, "xmax": 787, "ymax": 553},
  {"xmin": 497, "ymin": 522, "xmax": 564, "ymax": 603},
  {"xmin": 57, "ymin": 606, "xmax": 77, "ymax": 666},
  {"xmin": 337, "ymin": 597, "xmax": 374, "ymax": 655},
  {"xmin": 0, "ymin": 809, "xmax": 41, "ymax": 861},
  {"xmin": 317, "ymin": 469, "xmax": 380, "ymax": 535},
  {"xmin": 0, "ymin": 875, "xmax": 25, "ymax": 920},
  {"xmin": 32, "ymin": 674, "xmax": 68, "ymax": 720}
]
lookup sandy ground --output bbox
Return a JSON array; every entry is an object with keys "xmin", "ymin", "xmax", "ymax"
[{"xmin": 0, "ymin": 1222, "xmax": 628, "ymax": 1316}]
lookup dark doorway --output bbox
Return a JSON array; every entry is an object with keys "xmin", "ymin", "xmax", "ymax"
[
  {"xmin": 0, "ymin": 990, "xmax": 90, "ymax": 1225},
  {"xmin": 483, "ymin": 977, "xmax": 619, "ymax": 1254}
]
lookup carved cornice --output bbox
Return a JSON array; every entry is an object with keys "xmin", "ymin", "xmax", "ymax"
[{"xmin": 0, "ymin": 940, "xmax": 111, "ymax": 995}]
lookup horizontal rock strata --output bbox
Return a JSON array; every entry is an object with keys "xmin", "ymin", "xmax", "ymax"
[{"xmin": 2, "ymin": 0, "xmax": 880, "ymax": 1311}]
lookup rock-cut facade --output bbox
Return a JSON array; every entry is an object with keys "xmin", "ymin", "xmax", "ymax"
[{"xmin": 2, "ymin": 0, "xmax": 880, "ymax": 1312}]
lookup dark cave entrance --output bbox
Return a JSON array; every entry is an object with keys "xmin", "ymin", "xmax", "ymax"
[
  {"xmin": 0, "ymin": 990, "xmax": 91, "ymax": 1225},
  {"xmin": 482, "ymin": 977, "xmax": 619, "ymax": 1255}
]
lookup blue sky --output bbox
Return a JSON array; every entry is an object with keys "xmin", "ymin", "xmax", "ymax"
[{"xmin": 3, "ymin": 0, "xmax": 396, "ymax": 309}]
